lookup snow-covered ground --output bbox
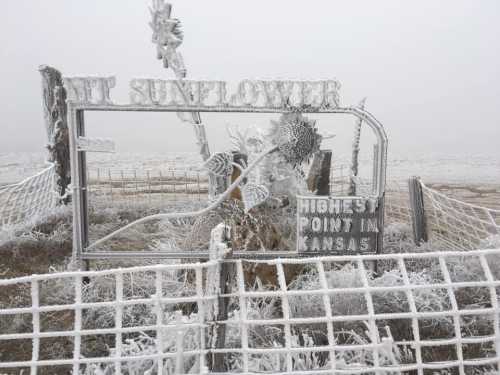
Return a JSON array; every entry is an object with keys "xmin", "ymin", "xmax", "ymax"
[{"xmin": 1, "ymin": 151, "xmax": 499, "ymax": 185}]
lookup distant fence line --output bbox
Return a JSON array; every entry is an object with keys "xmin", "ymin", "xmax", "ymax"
[
  {"xmin": 0, "ymin": 164, "xmax": 57, "ymax": 227},
  {"xmin": 86, "ymin": 168, "xmax": 208, "ymax": 208},
  {"xmin": 2, "ymin": 164, "xmax": 500, "ymax": 253}
]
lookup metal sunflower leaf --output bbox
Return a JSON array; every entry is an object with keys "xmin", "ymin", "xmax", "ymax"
[
  {"xmin": 241, "ymin": 183, "xmax": 269, "ymax": 212},
  {"xmin": 204, "ymin": 152, "xmax": 233, "ymax": 177}
]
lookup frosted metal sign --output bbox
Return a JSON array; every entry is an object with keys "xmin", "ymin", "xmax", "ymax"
[
  {"xmin": 76, "ymin": 137, "xmax": 115, "ymax": 153},
  {"xmin": 65, "ymin": 1, "xmax": 388, "ymax": 262},
  {"xmin": 64, "ymin": 77, "xmax": 340, "ymax": 110},
  {"xmin": 297, "ymin": 196, "xmax": 382, "ymax": 254}
]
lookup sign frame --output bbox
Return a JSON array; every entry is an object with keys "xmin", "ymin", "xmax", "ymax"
[{"xmin": 67, "ymin": 83, "xmax": 387, "ymax": 262}]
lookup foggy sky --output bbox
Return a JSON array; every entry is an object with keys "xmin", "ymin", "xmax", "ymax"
[{"xmin": 1, "ymin": 0, "xmax": 499, "ymax": 158}]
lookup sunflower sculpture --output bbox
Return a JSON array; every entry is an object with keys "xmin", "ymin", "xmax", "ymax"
[{"xmin": 273, "ymin": 113, "xmax": 323, "ymax": 173}]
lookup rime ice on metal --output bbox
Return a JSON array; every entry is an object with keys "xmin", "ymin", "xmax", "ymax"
[
  {"xmin": 64, "ymin": 76, "xmax": 116, "ymax": 104},
  {"xmin": 240, "ymin": 182, "xmax": 269, "ymax": 212},
  {"xmin": 274, "ymin": 113, "xmax": 322, "ymax": 171},
  {"xmin": 150, "ymin": 0, "xmax": 186, "ymax": 78},
  {"xmin": 204, "ymin": 152, "xmax": 234, "ymax": 177}
]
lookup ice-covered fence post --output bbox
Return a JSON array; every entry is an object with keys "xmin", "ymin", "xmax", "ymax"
[
  {"xmin": 307, "ymin": 150, "xmax": 332, "ymax": 195},
  {"xmin": 207, "ymin": 223, "xmax": 233, "ymax": 372},
  {"xmin": 408, "ymin": 176, "xmax": 428, "ymax": 245},
  {"xmin": 39, "ymin": 65, "xmax": 71, "ymax": 204},
  {"xmin": 174, "ymin": 310, "xmax": 185, "ymax": 374}
]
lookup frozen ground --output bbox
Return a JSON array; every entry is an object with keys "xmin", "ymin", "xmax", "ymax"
[
  {"xmin": 2, "ymin": 151, "xmax": 500, "ymax": 186},
  {"xmin": 1, "ymin": 151, "xmax": 499, "ymax": 373}
]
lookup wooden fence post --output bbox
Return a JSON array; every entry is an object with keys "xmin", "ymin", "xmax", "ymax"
[
  {"xmin": 408, "ymin": 176, "xmax": 428, "ymax": 245},
  {"xmin": 307, "ymin": 150, "xmax": 332, "ymax": 195},
  {"xmin": 39, "ymin": 65, "xmax": 71, "ymax": 204},
  {"xmin": 207, "ymin": 223, "xmax": 233, "ymax": 372}
]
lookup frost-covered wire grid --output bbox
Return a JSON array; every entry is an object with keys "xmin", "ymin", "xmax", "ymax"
[
  {"xmin": 0, "ymin": 260, "xmax": 218, "ymax": 375},
  {"xmin": 422, "ymin": 181, "xmax": 500, "ymax": 251},
  {"xmin": 87, "ymin": 168, "xmax": 209, "ymax": 207},
  {"xmin": 0, "ymin": 164, "xmax": 57, "ymax": 227},
  {"xmin": 2, "ymin": 249, "xmax": 500, "ymax": 374}
]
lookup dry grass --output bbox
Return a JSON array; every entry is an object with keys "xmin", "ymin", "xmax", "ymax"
[{"xmin": 1, "ymin": 191, "xmax": 499, "ymax": 373}]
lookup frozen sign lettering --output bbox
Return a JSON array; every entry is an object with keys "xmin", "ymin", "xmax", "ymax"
[
  {"xmin": 64, "ymin": 77, "xmax": 116, "ymax": 105},
  {"xmin": 129, "ymin": 79, "xmax": 340, "ymax": 109},
  {"xmin": 297, "ymin": 196, "xmax": 381, "ymax": 254}
]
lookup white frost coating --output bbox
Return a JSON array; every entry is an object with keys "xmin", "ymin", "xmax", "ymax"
[
  {"xmin": 64, "ymin": 76, "xmax": 116, "ymax": 104},
  {"xmin": 148, "ymin": 0, "xmax": 209, "ymax": 165},
  {"xmin": 86, "ymin": 145, "xmax": 278, "ymax": 250},
  {"xmin": 2, "ymin": 249, "xmax": 500, "ymax": 373},
  {"xmin": 206, "ymin": 222, "xmax": 231, "ymax": 355},
  {"xmin": 114, "ymin": 272, "xmax": 123, "ymax": 374},
  {"xmin": 30, "ymin": 280, "xmax": 40, "ymax": 374},
  {"xmin": 127, "ymin": 79, "xmax": 341, "ymax": 109},
  {"xmin": 204, "ymin": 152, "xmax": 233, "ymax": 177},
  {"xmin": 349, "ymin": 98, "xmax": 366, "ymax": 195},
  {"xmin": 420, "ymin": 181, "xmax": 500, "ymax": 250},
  {"xmin": 240, "ymin": 182, "xmax": 269, "ymax": 212},
  {"xmin": 76, "ymin": 137, "xmax": 115, "ymax": 153},
  {"xmin": 209, "ymin": 223, "xmax": 231, "ymax": 261},
  {"xmin": 0, "ymin": 163, "xmax": 57, "ymax": 228},
  {"xmin": 348, "ymin": 174, "xmax": 500, "ymax": 251}
]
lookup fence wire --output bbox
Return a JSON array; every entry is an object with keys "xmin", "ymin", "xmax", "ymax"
[
  {"xmin": 87, "ymin": 168, "xmax": 209, "ymax": 208},
  {"xmin": 421, "ymin": 182, "xmax": 500, "ymax": 251},
  {"xmin": 0, "ymin": 164, "xmax": 57, "ymax": 227},
  {"xmin": 3, "ymin": 162, "xmax": 498, "ymax": 254},
  {"xmin": 1, "ymin": 250, "xmax": 500, "ymax": 374},
  {"xmin": 351, "ymin": 175, "xmax": 499, "ymax": 251}
]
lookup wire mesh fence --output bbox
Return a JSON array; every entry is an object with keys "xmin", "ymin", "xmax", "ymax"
[
  {"xmin": 422, "ymin": 182, "xmax": 500, "ymax": 251},
  {"xmin": 0, "ymin": 260, "xmax": 218, "ymax": 375},
  {"xmin": 87, "ymin": 168, "xmax": 209, "ymax": 209},
  {"xmin": 0, "ymin": 164, "xmax": 57, "ymax": 227},
  {"xmin": 3, "ymin": 161, "xmax": 499, "ymax": 256},
  {"xmin": 2, "ymin": 162, "xmax": 500, "ymax": 373},
  {"xmin": 1, "ymin": 249, "xmax": 500, "ymax": 374},
  {"xmin": 86, "ymin": 165, "xmax": 499, "ymax": 254}
]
